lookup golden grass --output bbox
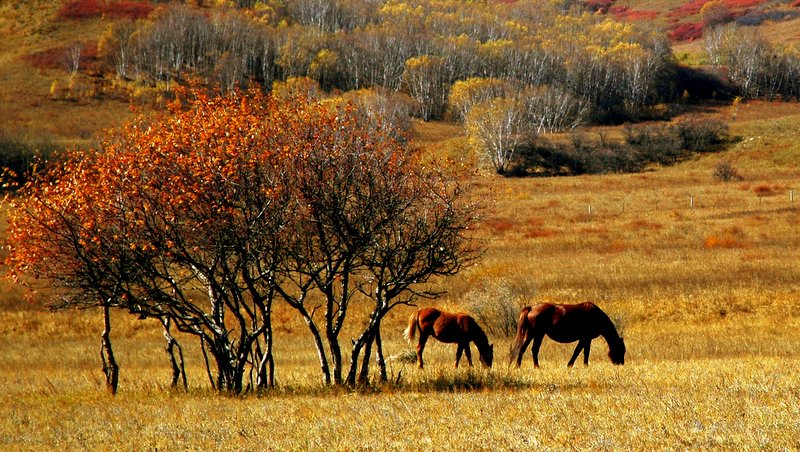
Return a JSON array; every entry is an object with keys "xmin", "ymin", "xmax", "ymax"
[
  {"xmin": 3, "ymin": 99, "xmax": 800, "ymax": 447},
  {"xmin": 2, "ymin": 318, "xmax": 800, "ymax": 449}
]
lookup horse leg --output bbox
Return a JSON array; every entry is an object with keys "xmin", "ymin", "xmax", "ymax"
[
  {"xmin": 416, "ymin": 333, "xmax": 429, "ymax": 369},
  {"xmin": 463, "ymin": 343, "xmax": 473, "ymax": 367},
  {"xmin": 515, "ymin": 335, "xmax": 533, "ymax": 368},
  {"xmin": 568, "ymin": 340, "xmax": 587, "ymax": 367},
  {"xmin": 455, "ymin": 343, "xmax": 464, "ymax": 368},
  {"xmin": 531, "ymin": 335, "xmax": 544, "ymax": 368},
  {"xmin": 583, "ymin": 340, "xmax": 591, "ymax": 366}
]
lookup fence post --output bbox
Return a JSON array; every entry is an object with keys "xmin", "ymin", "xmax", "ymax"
[{"xmin": 690, "ymin": 196, "xmax": 694, "ymax": 208}]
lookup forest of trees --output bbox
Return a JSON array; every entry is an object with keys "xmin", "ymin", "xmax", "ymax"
[{"xmin": 98, "ymin": 1, "xmax": 675, "ymax": 122}]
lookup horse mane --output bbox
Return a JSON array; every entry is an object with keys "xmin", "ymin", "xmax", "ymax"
[
  {"xmin": 469, "ymin": 316, "xmax": 489, "ymax": 344},
  {"xmin": 591, "ymin": 304, "xmax": 622, "ymax": 341}
]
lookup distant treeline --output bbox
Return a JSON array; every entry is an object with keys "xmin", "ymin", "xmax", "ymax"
[
  {"xmin": 704, "ymin": 24, "xmax": 800, "ymax": 101},
  {"xmin": 98, "ymin": 0, "xmax": 677, "ymax": 124}
]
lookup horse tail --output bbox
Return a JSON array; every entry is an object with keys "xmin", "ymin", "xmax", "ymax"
[
  {"xmin": 403, "ymin": 311, "xmax": 419, "ymax": 342},
  {"xmin": 509, "ymin": 306, "xmax": 532, "ymax": 364}
]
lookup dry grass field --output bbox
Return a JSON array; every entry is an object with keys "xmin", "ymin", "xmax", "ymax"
[
  {"xmin": 2, "ymin": 2, "xmax": 800, "ymax": 449},
  {"xmin": 2, "ymin": 100, "xmax": 800, "ymax": 449}
]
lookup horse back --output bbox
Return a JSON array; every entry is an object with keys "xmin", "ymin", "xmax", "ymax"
[{"xmin": 548, "ymin": 302, "xmax": 607, "ymax": 341}]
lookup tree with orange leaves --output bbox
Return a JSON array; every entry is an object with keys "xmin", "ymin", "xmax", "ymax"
[{"xmin": 5, "ymin": 87, "xmax": 482, "ymax": 392}]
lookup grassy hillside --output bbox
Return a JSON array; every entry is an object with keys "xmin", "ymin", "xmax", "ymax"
[
  {"xmin": 2, "ymin": 0, "xmax": 800, "ymax": 449},
  {"xmin": 0, "ymin": 1, "xmax": 135, "ymax": 144}
]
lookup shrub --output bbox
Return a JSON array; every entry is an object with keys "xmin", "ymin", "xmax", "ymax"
[
  {"xmin": 753, "ymin": 184, "xmax": 779, "ymax": 196},
  {"xmin": 57, "ymin": 0, "xmax": 102, "ymax": 19},
  {"xmin": 510, "ymin": 118, "xmax": 731, "ymax": 177},
  {"xmin": 24, "ymin": 42, "xmax": 98, "ymax": 72},
  {"xmin": 674, "ymin": 118, "xmax": 729, "ymax": 151},
  {"xmin": 103, "ymin": 2, "xmax": 154, "ymax": 20},
  {"xmin": 623, "ymin": 122, "xmax": 684, "ymax": 164},
  {"xmin": 713, "ymin": 160, "xmax": 742, "ymax": 182},
  {"xmin": 669, "ymin": 23, "xmax": 705, "ymax": 42},
  {"xmin": 735, "ymin": 10, "xmax": 800, "ymax": 26},
  {"xmin": 57, "ymin": 0, "xmax": 153, "ymax": 20},
  {"xmin": 611, "ymin": 7, "xmax": 660, "ymax": 20},
  {"xmin": 669, "ymin": 0, "xmax": 711, "ymax": 17},
  {"xmin": 465, "ymin": 278, "xmax": 523, "ymax": 337}
]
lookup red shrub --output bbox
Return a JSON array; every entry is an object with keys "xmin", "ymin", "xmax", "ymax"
[
  {"xmin": 23, "ymin": 42, "xmax": 98, "ymax": 71},
  {"xmin": 57, "ymin": 0, "xmax": 102, "ymax": 19},
  {"xmin": 611, "ymin": 6, "xmax": 660, "ymax": 20},
  {"xmin": 57, "ymin": 0, "xmax": 154, "ymax": 20},
  {"xmin": 23, "ymin": 47, "xmax": 66, "ymax": 70},
  {"xmin": 668, "ymin": 0, "xmax": 709, "ymax": 18},
  {"xmin": 669, "ymin": 22, "xmax": 705, "ymax": 41},
  {"xmin": 792, "ymin": 0, "xmax": 800, "ymax": 7},
  {"xmin": 104, "ymin": 1, "xmax": 154, "ymax": 20},
  {"xmin": 484, "ymin": 219, "xmax": 515, "ymax": 234},
  {"xmin": 753, "ymin": 184, "xmax": 780, "ymax": 196}
]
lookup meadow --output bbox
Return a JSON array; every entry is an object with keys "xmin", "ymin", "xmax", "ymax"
[
  {"xmin": 2, "ymin": 2, "xmax": 800, "ymax": 448},
  {"xmin": 2, "ymin": 100, "xmax": 800, "ymax": 449}
]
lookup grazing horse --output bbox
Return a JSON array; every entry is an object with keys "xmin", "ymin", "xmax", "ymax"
[
  {"xmin": 404, "ymin": 307, "xmax": 494, "ymax": 369},
  {"xmin": 512, "ymin": 302, "xmax": 625, "ymax": 368}
]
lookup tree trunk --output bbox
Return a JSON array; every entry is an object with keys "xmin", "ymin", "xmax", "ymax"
[
  {"xmin": 375, "ymin": 325, "xmax": 388, "ymax": 382},
  {"xmin": 328, "ymin": 330, "xmax": 343, "ymax": 385},
  {"xmin": 300, "ymin": 311, "xmax": 331, "ymax": 385},
  {"xmin": 256, "ymin": 300, "xmax": 275, "ymax": 389},
  {"xmin": 161, "ymin": 317, "xmax": 187, "ymax": 390},
  {"xmin": 358, "ymin": 334, "xmax": 374, "ymax": 385},
  {"xmin": 99, "ymin": 304, "xmax": 119, "ymax": 395}
]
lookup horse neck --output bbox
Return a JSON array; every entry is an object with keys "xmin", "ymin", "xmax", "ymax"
[
  {"xmin": 597, "ymin": 310, "xmax": 621, "ymax": 345},
  {"xmin": 471, "ymin": 325, "xmax": 490, "ymax": 354}
]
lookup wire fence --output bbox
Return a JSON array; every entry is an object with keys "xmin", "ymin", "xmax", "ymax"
[{"xmin": 554, "ymin": 189, "xmax": 799, "ymax": 219}]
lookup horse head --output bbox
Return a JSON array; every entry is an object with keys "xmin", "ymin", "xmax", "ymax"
[
  {"xmin": 480, "ymin": 343, "xmax": 494, "ymax": 368},
  {"xmin": 608, "ymin": 337, "xmax": 625, "ymax": 365}
]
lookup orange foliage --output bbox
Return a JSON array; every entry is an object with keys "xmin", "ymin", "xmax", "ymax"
[
  {"xmin": 753, "ymin": 184, "xmax": 782, "ymax": 197},
  {"xmin": 4, "ymin": 87, "xmax": 418, "ymax": 303},
  {"xmin": 524, "ymin": 228, "xmax": 558, "ymax": 239},
  {"xmin": 483, "ymin": 219, "xmax": 515, "ymax": 234},
  {"xmin": 627, "ymin": 219, "xmax": 664, "ymax": 230},
  {"xmin": 704, "ymin": 227, "xmax": 750, "ymax": 249}
]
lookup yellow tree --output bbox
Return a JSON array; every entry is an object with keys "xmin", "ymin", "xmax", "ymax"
[
  {"xmin": 466, "ymin": 96, "xmax": 533, "ymax": 174},
  {"xmin": 448, "ymin": 77, "xmax": 516, "ymax": 122}
]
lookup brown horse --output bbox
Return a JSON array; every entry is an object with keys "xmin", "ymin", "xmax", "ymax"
[
  {"xmin": 511, "ymin": 302, "xmax": 625, "ymax": 368},
  {"xmin": 404, "ymin": 307, "xmax": 494, "ymax": 369}
]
